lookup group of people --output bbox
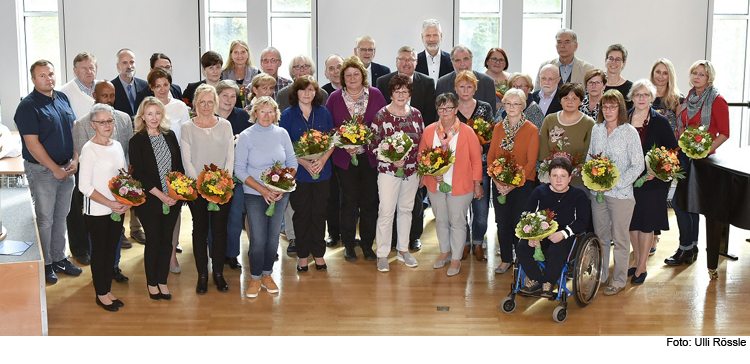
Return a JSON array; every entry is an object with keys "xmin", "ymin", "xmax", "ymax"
[{"xmin": 12, "ymin": 18, "xmax": 730, "ymax": 311}]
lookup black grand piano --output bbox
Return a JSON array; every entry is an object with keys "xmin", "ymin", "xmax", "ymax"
[{"xmin": 683, "ymin": 147, "xmax": 750, "ymax": 279}]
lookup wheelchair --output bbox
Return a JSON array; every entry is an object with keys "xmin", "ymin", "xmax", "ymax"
[{"xmin": 500, "ymin": 232, "xmax": 603, "ymax": 323}]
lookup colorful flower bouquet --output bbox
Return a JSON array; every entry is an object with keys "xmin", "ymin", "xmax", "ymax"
[
  {"xmin": 678, "ymin": 126, "xmax": 713, "ymax": 159},
  {"xmin": 582, "ymin": 153, "xmax": 620, "ymax": 203},
  {"xmin": 197, "ymin": 164, "xmax": 235, "ymax": 211},
  {"xmin": 537, "ymin": 139, "xmax": 583, "ymax": 184},
  {"xmin": 164, "ymin": 171, "xmax": 197, "ymax": 214},
  {"xmin": 487, "ymin": 152, "xmax": 526, "ymax": 204},
  {"xmin": 333, "ymin": 114, "xmax": 374, "ymax": 166},
  {"xmin": 239, "ymin": 85, "xmax": 248, "ymax": 109},
  {"xmin": 108, "ymin": 166, "xmax": 146, "ymax": 222},
  {"xmin": 515, "ymin": 209, "xmax": 558, "ymax": 262},
  {"xmin": 376, "ymin": 131, "xmax": 414, "ymax": 177},
  {"xmin": 469, "ymin": 117, "xmax": 494, "ymax": 145},
  {"xmin": 634, "ymin": 146, "xmax": 685, "ymax": 187},
  {"xmin": 417, "ymin": 146, "xmax": 455, "ymax": 193},
  {"xmin": 495, "ymin": 80, "xmax": 509, "ymax": 100},
  {"xmin": 260, "ymin": 161, "xmax": 297, "ymax": 216},
  {"xmin": 293, "ymin": 129, "xmax": 334, "ymax": 179}
]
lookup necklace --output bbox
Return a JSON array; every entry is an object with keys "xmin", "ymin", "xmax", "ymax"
[
  {"xmin": 552, "ymin": 187, "xmax": 568, "ymax": 202},
  {"xmin": 345, "ymin": 87, "xmax": 364, "ymax": 98}
]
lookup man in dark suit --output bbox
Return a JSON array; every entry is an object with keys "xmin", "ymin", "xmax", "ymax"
[
  {"xmin": 321, "ymin": 54, "xmax": 343, "ymax": 95},
  {"xmin": 435, "ymin": 45, "xmax": 497, "ymax": 114},
  {"xmin": 375, "ymin": 45, "xmax": 435, "ymax": 251},
  {"xmin": 531, "ymin": 64, "xmax": 563, "ymax": 116},
  {"xmin": 415, "ymin": 19, "xmax": 454, "ymax": 80},
  {"xmin": 354, "ymin": 35, "xmax": 390, "ymax": 87},
  {"xmin": 133, "ymin": 53, "xmax": 183, "ymax": 107},
  {"xmin": 111, "ymin": 48, "xmax": 149, "ymax": 119}
]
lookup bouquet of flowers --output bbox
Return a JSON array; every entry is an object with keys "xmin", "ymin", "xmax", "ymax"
[
  {"xmin": 260, "ymin": 161, "xmax": 297, "ymax": 216},
  {"xmin": 582, "ymin": 153, "xmax": 620, "ymax": 203},
  {"xmin": 416, "ymin": 146, "xmax": 455, "ymax": 193},
  {"xmin": 164, "ymin": 171, "xmax": 197, "ymax": 214},
  {"xmin": 239, "ymin": 85, "xmax": 248, "ymax": 109},
  {"xmin": 293, "ymin": 129, "xmax": 334, "ymax": 179},
  {"xmin": 487, "ymin": 152, "xmax": 526, "ymax": 204},
  {"xmin": 495, "ymin": 80, "xmax": 509, "ymax": 100},
  {"xmin": 537, "ymin": 138, "xmax": 583, "ymax": 184},
  {"xmin": 634, "ymin": 146, "xmax": 685, "ymax": 187},
  {"xmin": 376, "ymin": 131, "xmax": 414, "ymax": 177},
  {"xmin": 469, "ymin": 117, "xmax": 494, "ymax": 145},
  {"xmin": 333, "ymin": 114, "xmax": 374, "ymax": 166},
  {"xmin": 678, "ymin": 126, "xmax": 713, "ymax": 159},
  {"xmin": 108, "ymin": 166, "xmax": 146, "ymax": 222},
  {"xmin": 197, "ymin": 164, "xmax": 235, "ymax": 211},
  {"xmin": 515, "ymin": 209, "xmax": 558, "ymax": 262}
]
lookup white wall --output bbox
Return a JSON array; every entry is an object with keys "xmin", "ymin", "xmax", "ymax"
[{"xmin": 0, "ymin": 0, "xmax": 25, "ymax": 128}]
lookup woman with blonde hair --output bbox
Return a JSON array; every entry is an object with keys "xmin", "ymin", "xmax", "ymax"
[{"xmin": 222, "ymin": 40, "xmax": 261, "ymax": 92}]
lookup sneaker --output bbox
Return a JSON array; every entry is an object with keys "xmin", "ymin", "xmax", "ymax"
[
  {"xmin": 286, "ymin": 239, "xmax": 297, "ymax": 254},
  {"xmin": 649, "ymin": 247, "xmax": 657, "ymax": 256},
  {"xmin": 52, "ymin": 258, "xmax": 83, "ymax": 276},
  {"xmin": 520, "ymin": 279, "xmax": 541, "ymax": 294},
  {"xmin": 246, "ymin": 279, "xmax": 262, "ymax": 298},
  {"xmin": 261, "ymin": 275, "xmax": 279, "ymax": 293},
  {"xmin": 603, "ymin": 285, "xmax": 625, "ymax": 296},
  {"xmin": 541, "ymin": 282, "xmax": 554, "ymax": 298},
  {"xmin": 44, "ymin": 264, "xmax": 58, "ymax": 284},
  {"xmin": 397, "ymin": 252, "xmax": 418, "ymax": 268},
  {"xmin": 377, "ymin": 257, "xmax": 390, "ymax": 272}
]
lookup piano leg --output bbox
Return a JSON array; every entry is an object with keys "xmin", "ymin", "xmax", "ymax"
[{"xmin": 705, "ymin": 219, "xmax": 738, "ymax": 272}]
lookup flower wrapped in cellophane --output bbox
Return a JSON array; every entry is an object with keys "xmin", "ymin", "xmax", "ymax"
[
  {"xmin": 487, "ymin": 152, "xmax": 526, "ymax": 204},
  {"xmin": 197, "ymin": 164, "xmax": 235, "ymax": 211},
  {"xmin": 468, "ymin": 117, "xmax": 494, "ymax": 145},
  {"xmin": 376, "ymin": 131, "xmax": 414, "ymax": 177},
  {"xmin": 634, "ymin": 146, "xmax": 685, "ymax": 187},
  {"xmin": 333, "ymin": 114, "xmax": 374, "ymax": 166},
  {"xmin": 537, "ymin": 138, "xmax": 583, "ymax": 184},
  {"xmin": 259, "ymin": 161, "xmax": 296, "ymax": 217},
  {"xmin": 678, "ymin": 126, "xmax": 713, "ymax": 159},
  {"xmin": 515, "ymin": 209, "xmax": 558, "ymax": 262},
  {"xmin": 164, "ymin": 171, "xmax": 197, "ymax": 214},
  {"xmin": 293, "ymin": 129, "xmax": 333, "ymax": 179},
  {"xmin": 108, "ymin": 166, "xmax": 146, "ymax": 221},
  {"xmin": 417, "ymin": 146, "xmax": 455, "ymax": 193},
  {"xmin": 582, "ymin": 153, "xmax": 620, "ymax": 203}
]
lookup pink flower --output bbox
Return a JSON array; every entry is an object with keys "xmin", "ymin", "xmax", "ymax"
[
  {"xmin": 523, "ymin": 225, "xmax": 532, "ymax": 234},
  {"xmin": 119, "ymin": 186, "xmax": 128, "ymax": 196},
  {"xmin": 396, "ymin": 146, "xmax": 404, "ymax": 153},
  {"xmin": 541, "ymin": 222, "xmax": 550, "ymax": 230},
  {"xmin": 271, "ymin": 175, "xmax": 280, "ymax": 182},
  {"xmin": 381, "ymin": 142, "xmax": 390, "ymax": 150}
]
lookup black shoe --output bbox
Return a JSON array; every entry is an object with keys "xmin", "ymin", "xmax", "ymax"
[
  {"xmin": 113, "ymin": 267, "xmax": 129, "ymax": 283},
  {"xmin": 344, "ymin": 247, "xmax": 358, "ymax": 262},
  {"xmin": 541, "ymin": 282, "xmax": 555, "ymax": 298},
  {"xmin": 112, "ymin": 299, "xmax": 124, "ymax": 308},
  {"xmin": 148, "ymin": 286, "xmax": 161, "ymax": 300},
  {"xmin": 315, "ymin": 263, "xmax": 327, "ymax": 271},
  {"xmin": 176, "ymin": 243, "xmax": 183, "ymax": 253},
  {"xmin": 693, "ymin": 246, "xmax": 699, "ymax": 261},
  {"xmin": 158, "ymin": 286, "xmax": 172, "ymax": 300},
  {"xmin": 297, "ymin": 264, "xmax": 308, "ymax": 272},
  {"xmin": 409, "ymin": 239, "xmax": 422, "ymax": 251},
  {"xmin": 213, "ymin": 273, "xmax": 229, "ymax": 292},
  {"xmin": 627, "ymin": 267, "xmax": 636, "ymax": 277},
  {"xmin": 325, "ymin": 235, "xmax": 340, "ymax": 247},
  {"xmin": 362, "ymin": 247, "xmax": 377, "ymax": 261},
  {"xmin": 664, "ymin": 248, "xmax": 695, "ymax": 266},
  {"xmin": 44, "ymin": 265, "xmax": 58, "ymax": 284},
  {"xmin": 225, "ymin": 256, "xmax": 242, "ymax": 270},
  {"xmin": 73, "ymin": 254, "xmax": 91, "ymax": 265},
  {"xmin": 520, "ymin": 279, "xmax": 541, "ymax": 294},
  {"xmin": 130, "ymin": 231, "xmax": 146, "ymax": 244},
  {"xmin": 286, "ymin": 239, "xmax": 297, "ymax": 255},
  {"xmin": 121, "ymin": 239, "xmax": 133, "ymax": 249},
  {"xmin": 196, "ymin": 274, "xmax": 208, "ymax": 294},
  {"xmin": 96, "ymin": 296, "xmax": 119, "ymax": 312},
  {"xmin": 52, "ymin": 258, "xmax": 83, "ymax": 276},
  {"xmin": 631, "ymin": 271, "xmax": 648, "ymax": 284},
  {"xmin": 355, "ymin": 238, "xmax": 361, "ymax": 246},
  {"xmin": 391, "ymin": 241, "xmax": 397, "ymax": 250}
]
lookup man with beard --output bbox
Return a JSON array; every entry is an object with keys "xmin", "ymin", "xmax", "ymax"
[
  {"xmin": 416, "ymin": 19, "xmax": 454, "ymax": 80},
  {"xmin": 111, "ymin": 48, "xmax": 149, "ymax": 119}
]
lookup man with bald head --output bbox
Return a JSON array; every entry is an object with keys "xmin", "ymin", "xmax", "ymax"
[
  {"xmin": 532, "ymin": 64, "xmax": 563, "ymax": 116},
  {"xmin": 321, "ymin": 54, "xmax": 344, "ymax": 95}
]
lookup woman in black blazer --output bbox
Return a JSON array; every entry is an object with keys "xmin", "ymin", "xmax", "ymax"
[{"xmin": 129, "ymin": 97, "xmax": 184, "ymax": 300}]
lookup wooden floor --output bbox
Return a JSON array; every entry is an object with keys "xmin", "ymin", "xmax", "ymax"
[{"xmin": 45, "ymin": 206, "xmax": 750, "ymax": 336}]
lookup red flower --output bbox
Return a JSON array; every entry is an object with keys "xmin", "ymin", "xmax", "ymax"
[{"xmin": 695, "ymin": 135, "xmax": 703, "ymax": 143}]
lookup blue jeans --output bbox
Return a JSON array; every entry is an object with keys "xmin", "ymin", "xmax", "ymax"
[
  {"xmin": 25, "ymin": 160, "xmax": 75, "ymax": 264},
  {"xmin": 245, "ymin": 193, "xmax": 289, "ymax": 280},
  {"xmin": 466, "ymin": 172, "xmax": 490, "ymax": 245},
  {"xmin": 674, "ymin": 155, "xmax": 699, "ymax": 250}
]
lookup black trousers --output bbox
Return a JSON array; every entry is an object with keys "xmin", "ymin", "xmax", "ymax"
[
  {"xmin": 66, "ymin": 171, "xmax": 89, "ymax": 256},
  {"xmin": 137, "ymin": 199, "xmax": 181, "ymax": 285},
  {"xmin": 516, "ymin": 236, "xmax": 574, "ymax": 284},
  {"xmin": 188, "ymin": 196, "xmax": 230, "ymax": 276},
  {"xmin": 85, "ymin": 214, "xmax": 122, "ymax": 295},
  {"xmin": 391, "ymin": 185, "xmax": 425, "ymax": 242},
  {"xmin": 493, "ymin": 181, "xmax": 534, "ymax": 263},
  {"xmin": 290, "ymin": 180, "xmax": 330, "ymax": 258},
  {"xmin": 326, "ymin": 167, "xmax": 341, "ymax": 238},
  {"xmin": 335, "ymin": 154, "xmax": 378, "ymax": 250}
]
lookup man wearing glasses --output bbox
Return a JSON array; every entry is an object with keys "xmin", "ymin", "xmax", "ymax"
[
  {"xmin": 353, "ymin": 35, "xmax": 391, "ymax": 87},
  {"xmin": 260, "ymin": 47, "xmax": 292, "ymax": 100},
  {"xmin": 534, "ymin": 28, "xmax": 594, "ymax": 89}
]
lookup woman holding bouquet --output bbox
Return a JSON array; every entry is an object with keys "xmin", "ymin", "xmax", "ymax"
[
  {"xmin": 79, "ymin": 103, "xmax": 130, "ymax": 311},
  {"xmin": 587, "ymin": 89, "xmax": 644, "ymax": 295},
  {"xmin": 279, "ymin": 75, "xmax": 334, "ymax": 271},
  {"xmin": 371, "ymin": 74, "xmax": 424, "ymax": 272},
  {"xmin": 419, "ymin": 93, "xmax": 483, "ymax": 276},
  {"xmin": 324, "ymin": 55, "xmax": 387, "ymax": 262},
  {"xmin": 181, "ymin": 84, "xmax": 235, "ymax": 294},
  {"xmin": 487, "ymin": 88, "xmax": 539, "ymax": 274},
  {"xmin": 129, "ymin": 97, "xmax": 183, "ymax": 300},
  {"xmin": 516, "ymin": 157, "xmax": 590, "ymax": 297},
  {"xmin": 626, "ymin": 79, "xmax": 678, "ymax": 284},
  {"xmin": 667, "ymin": 60, "xmax": 729, "ymax": 268},
  {"xmin": 235, "ymin": 96, "xmax": 297, "ymax": 297},
  {"xmin": 455, "ymin": 70, "xmax": 494, "ymax": 261}
]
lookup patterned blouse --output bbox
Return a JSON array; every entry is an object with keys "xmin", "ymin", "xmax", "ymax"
[
  {"xmin": 653, "ymin": 95, "xmax": 684, "ymax": 132},
  {"xmin": 342, "ymin": 87, "xmax": 370, "ymax": 119},
  {"xmin": 579, "ymin": 92, "xmax": 600, "ymax": 119},
  {"xmin": 370, "ymin": 106, "xmax": 424, "ymax": 177},
  {"xmin": 586, "ymin": 123, "xmax": 644, "ymax": 200},
  {"xmin": 149, "ymin": 133, "xmax": 172, "ymax": 194}
]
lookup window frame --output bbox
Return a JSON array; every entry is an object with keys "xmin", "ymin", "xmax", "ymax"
[{"xmin": 20, "ymin": 0, "xmax": 63, "ymax": 93}]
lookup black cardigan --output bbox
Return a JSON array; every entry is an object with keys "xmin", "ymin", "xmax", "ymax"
[
  {"xmin": 628, "ymin": 107, "xmax": 679, "ymax": 191},
  {"xmin": 128, "ymin": 130, "xmax": 185, "ymax": 209}
]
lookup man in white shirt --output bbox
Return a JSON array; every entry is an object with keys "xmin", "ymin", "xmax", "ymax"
[
  {"xmin": 353, "ymin": 35, "xmax": 391, "ymax": 87},
  {"xmin": 260, "ymin": 47, "xmax": 292, "ymax": 100},
  {"xmin": 535, "ymin": 28, "xmax": 594, "ymax": 89},
  {"xmin": 532, "ymin": 64, "xmax": 563, "ymax": 116},
  {"xmin": 58, "ymin": 52, "xmax": 98, "ymax": 119},
  {"xmin": 321, "ymin": 54, "xmax": 344, "ymax": 95},
  {"xmin": 415, "ymin": 19, "xmax": 454, "ymax": 80}
]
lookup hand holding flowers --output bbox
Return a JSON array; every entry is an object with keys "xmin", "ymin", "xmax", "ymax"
[
  {"xmin": 487, "ymin": 152, "xmax": 526, "ymax": 204},
  {"xmin": 197, "ymin": 164, "xmax": 235, "ymax": 211},
  {"xmin": 376, "ymin": 131, "xmax": 414, "ymax": 177},
  {"xmin": 678, "ymin": 126, "xmax": 713, "ymax": 159},
  {"xmin": 334, "ymin": 114, "xmax": 374, "ymax": 166},
  {"xmin": 634, "ymin": 146, "xmax": 685, "ymax": 187},
  {"xmin": 293, "ymin": 129, "xmax": 334, "ymax": 179},
  {"xmin": 582, "ymin": 153, "xmax": 620, "ymax": 203},
  {"xmin": 417, "ymin": 146, "xmax": 455, "ymax": 193},
  {"xmin": 108, "ymin": 166, "xmax": 146, "ymax": 221},
  {"xmin": 515, "ymin": 209, "xmax": 558, "ymax": 262},
  {"xmin": 259, "ymin": 161, "xmax": 296, "ymax": 216}
]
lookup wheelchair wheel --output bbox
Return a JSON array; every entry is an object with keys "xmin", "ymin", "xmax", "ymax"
[
  {"xmin": 572, "ymin": 233, "xmax": 603, "ymax": 307},
  {"xmin": 552, "ymin": 305, "xmax": 567, "ymax": 323},
  {"xmin": 500, "ymin": 296, "xmax": 516, "ymax": 313}
]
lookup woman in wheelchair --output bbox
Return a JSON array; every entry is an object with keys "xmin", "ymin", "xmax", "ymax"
[{"xmin": 516, "ymin": 157, "xmax": 591, "ymax": 298}]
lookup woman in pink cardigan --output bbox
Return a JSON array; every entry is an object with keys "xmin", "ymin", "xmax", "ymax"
[{"xmin": 418, "ymin": 93, "xmax": 484, "ymax": 276}]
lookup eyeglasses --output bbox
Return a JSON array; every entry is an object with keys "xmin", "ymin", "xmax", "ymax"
[
  {"xmin": 437, "ymin": 106, "xmax": 455, "ymax": 113},
  {"xmin": 93, "ymin": 119, "xmax": 114, "ymax": 126},
  {"xmin": 503, "ymin": 102, "xmax": 523, "ymax": 108},
  {"xmin": 587, "ymin": 80, "xmax": 603, "ymax": 86},
  {"xmin": 393, "ymin": 90, "xmax": 410, "ymax": 96},
  {"xmin": 396, "ymin": 57, "xmax": 417, "ymax": 63},
  {"xmin": 632, "ymin": 93, "xmax": 651, "ymax": 99},
  {"xmin": 358, "ymin": 47, "xmax": 375, "ymax": 53},
  {"xmin": 292, "ymin": 64, "xmax": 311, "ymax": 70},
  {"xmin": 261, "ymin": 58, "xmax": 279, "ymax": 64},
  {"xmin": 606, "ymin": 56, "xmax": 624, "ymax": 63},
  {"xmin": 691, "ymin": 71, "xmax": 708, "ymax": 78},
  {"xmin": 198, "ymin": 100, "xmax": 216, "ymax": 107},
  {"xmin": 601, "ymin": 105, "xmax": 619, "ymax": 111},
  {"xmin": 488, "ymin": 57, "xmax": 506, "ymax": 64},
  {"xmin": 511, "ymin": 84, "xmax": 529, "ymax": 90}
]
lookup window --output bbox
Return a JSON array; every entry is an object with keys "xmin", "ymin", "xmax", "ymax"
[
  {"xmin": 522, "ymin": 0, "xmax": 565, "ymax": 78},
  {"xmin": 459, "ymin": 0, "xmax": 502, "ymax": 72},
  {"xmin": 712, "ymin": 0, "xmax": 750, "ymax": 147},
  {"xmin": 207, "ymin": 0, "xmax": 247, "ymax": 61},
  {"xmin": 270, "ymin": 0, "xmax": 312, "ymax": 80},
  {"xmin": 22, "ymin": 0, "xmax": 61, "ymax": 93}
]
